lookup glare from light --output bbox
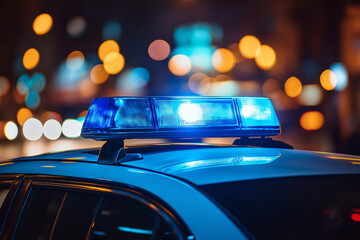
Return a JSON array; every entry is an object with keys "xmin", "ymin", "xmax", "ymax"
[
  {"xmin": 212, "ymin": 48, "xmax": 236, "ymax": 73},
  {"xmin": 300, "ymin": 84, "xmax": 323, "ymax": 106},
  {"xmin": 300, "ymin": 111, "xmax": 324, "ymax": 131},
  {"xmin": 0, "ymin": 76, "xmax": 10, "ymax": 96},
  {"xmin": 23, "ymin": 48, "xmax": 40, "ymax": 70},
  {"xmin": 66, "ymin": 51, "xmax": 85, "ymax": 70},
  {"xmin": 43, "ymin": 119, "xmax": 62, "ymax": 140},
  {"xmin": 148, "ymin": 39, "xmax": 171, "ymax": 61},
  {"xmin": 90, "ymin": 64, "xmax": 109, "ymax": 84},
  {"xmin": 284, "ymin": 77, "xmax": 302, "ymax": 98},
  {"xmin": 66, "ymin": 16, "xmax": 86, "ymax": 37},
  {"xmin": 239, "ymin": 35, "xmax": 261, "ymax": 59},
  {"xmin": 17, "ymin": 108, "xmax": 33, "ymax": 126},
  {"xmin": 168, "ymin": 54, "xmax": 191, "ymax": 76},
  {"xmin": 255, "ymin": 45, "xmax": 276, "ymax": 70},
  {"xmin": 330, "ymin": 63, "xmax": 348, "ymax": 91},
  {"xmin": 98, "ymin": 40, "xmax": 120, "ymax": 62},
  {"xmin": 33, "ymin": 13, "xmax": 53, "ymax": 35},
  {"xmin": 179, "ymin": 103, "xmax": 203, "ymax": 123},
  {"xmin": 103, "ymin": 52, "xmax": 125, "ymax": 75},
  {"xmin": 23, "ymin": 118, "xmax": 43, "ymax": 141},
  {"xmin": 320, "ymin": 69, "xmax": 337, "ymax": 91},
  {"xmin": 4, "ymin": 121, "xmax": 18, "ymax": 140},
  {"xmin": 62, "ymin": 119, "xmax": 82, "ymax": 138}
]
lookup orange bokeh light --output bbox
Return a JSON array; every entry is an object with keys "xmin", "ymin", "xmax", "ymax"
[
  {"xmin": 212, "ymin": 48, "xmax": 236, "ymax": 73},
  {"xmin": 33, "ymin": 13, "xmax": 53, "ymax": 35},
  {"xmin": 103, "ymin": 52, "xmax": 125, "ymax": 75},
  {"xmin": 17, "ymin": 108, "xmax": 33, "ymax": 126},
  {"xmin": 168, "ymin": 54, "xmax": 191, "ymax": 76},
  {"xmin": 320, "ymin": 69, "xmax": 337, "ymax": 91},
  {"xmin": 285, "ymin": 77, "xmax": 302, "ymax": 98},
  {"xmin": 23, "ymin": 48, "xmax": 40, "ymax": 70},
  {"xmin": 239, "ymin": 35, "xmax": 261, "ymax": 59},
  {"xmin": 300, "ymin": 111, "xmax": 324, "ymax": 131},
  {"xmin": 255, "ymin": 45, "xmax": 276, "ymax": 70},
  {"xmin": 90, "ymin": 64, "xmax": 109, "ymax": 84},
  {"xmin": 98, "ymin": 40, "xmax": 120, "ymax": 62}
]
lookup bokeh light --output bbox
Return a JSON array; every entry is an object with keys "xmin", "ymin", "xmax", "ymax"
[
  {"xmin": 25, "ymin": 91, "xmax": 41, "ymax": 109},
  {"xmin": 23, "ymin": 118, "xmax": 43, "ymax": 141},
  {"xmin": 103, "ymin": 52, "xmax": 125, "ymax": 75},
  {"xmin": 330, "ymin": 63, "xmax": 348, "ymax": 91},
  {"xmin": 300, "ymin": 84, "xmax": 323, "ymax": 106},
  {"xmin": 284, "ymin": 77, "xmax": 302, "ymax": 98},
  {"xmin": 0, "ymin": 121, "xmax": 5, "ymax": 139},
  {"xmin": 17, "ymin": 108, "xmax": 33, "ymax": 126},
  {"xmin": 0, "ymin": 76, "xmax": 10, "ymax": 96},
  {"xmin": 66, "ymin": 16, "xmax": 86, "ymax": 37},
  {"xmin": 23, "ymin": 48, "xmax": 40, "ymax": 70},
  {"xmin": 33, "ymin": 13, "xmax": 53, "ymax": 35},
  {"xmin": 212, "ymin": 48, "xmax": 236, "ymax": 73},
  {"xmin": 103, "ymin": 21, "xmax": 122, "ymax": 41},
  {"xmin": 255, "ymin": 45, "xmax": 276, "ymax": 70},
  {"xmin": 66, "ymin": 51, "xmax": 85, "ymax": 70},
  {"xmin": 320, "ymin": 69, "xmax": 337, "ymax": 91},
  {"xmin": 40, "ymin": 111, "xmax": 62, "ymax": 123},
  {"xmin": 31, "ymin": 73, "xmax": 46, "ymax": 92},
  {"xmin": 43, "ymin": 119, "xmax": 62, "ymax": 140},
  {"xmin": 208, "ymin": 80, "xmax": 239, "ymax": 96},
  {"xmin": 4, "ymin": 121, "xmax": 18, "ymax": 140},
  {"xmin": 148, "ymin": 40, "xmax": 171, "ymax": 61},
  {"xmin": 168, "ymin": 54, "xmax": 192, "ymax": 76},
  {"xmin": 17, "ymin": 74, "xmax": 30, "ymax": 95},
  {"xmin": 188, "ymin": 72, "xmax": 211, "ymax": 94},
  {"xmin": 62, "ymin": 119, "xmax": 82, "ymax": 138},
  {"xmin": 117, "ymin": 68, "xmax": 150, "ymax": 93},
  {"xmin": 90, "ymin": 64, "xmax": 109, "ymax": 84},
  {"xmin": 98, "ymin": 40, "xmax": 120, "ymax": 62},
  {"xmin": 239, "ymin": 35, "xmax": 261, "ymax": 59},
  {"xmin": 300, "ymin": 111, "xmax": 324, "ymax": 131}
]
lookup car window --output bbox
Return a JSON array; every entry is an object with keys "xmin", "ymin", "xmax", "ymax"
[
  {"xmin": 14, "ymin": 184, "xmax": 182, "ymax": 240},
  {"xmin": 0, "ymin": 186, "xmax": 10, "ymax": 208},
  {"xmin": 15, "ymin": 189, "xmax": 65, "ymax": 240},
  {"xmin": 90, "ymin": 197, "xmax": 178, "ymax": 240}
]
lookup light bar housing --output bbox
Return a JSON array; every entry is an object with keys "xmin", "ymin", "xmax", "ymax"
[{"xmin": 81, "ymin": 97, "xmax": 280, "ymax": 140}]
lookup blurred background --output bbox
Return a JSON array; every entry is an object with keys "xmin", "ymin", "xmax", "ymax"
[{"xmin": 0, "ymin": 0, "xmax": 360, "ymax": 160}]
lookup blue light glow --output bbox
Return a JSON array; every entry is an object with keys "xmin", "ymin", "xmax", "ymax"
[
  {"xmin": 103, "ymin": 21, "xmax": 122, "ymax": 41},
  {"xmin": 81, "ymin": 97, "xmax": 280, "ymax": 140},
  {"xmin": 330, "ymin": 62, "xmax": 348, "ymax": 91},
  {"xmin": 55, "ymin": 61, "xmax": 87, "ymax": 90},
  {"xmin": 155, "ymin": 99, "xmax": 237, "ymax": 127},
  {"xmin": 237, "ymin": 98, "xmax": 279, "ymax": 127},
  {"xmin": 17, "ymin": 74, "xmax": 31, "ymax": 94},
  {"xmin": 117, "ymin": 226, "xmax": 153, "ymax": 235},
  {"xmin": 30, "ymin": 73, "xmax": 46, "ymax": 92},
  {"xmin": 25, "ymin": 91, "xmax": 40, "ymax": 109}
]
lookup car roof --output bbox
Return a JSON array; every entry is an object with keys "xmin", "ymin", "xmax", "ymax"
[{"xmin": 7, "ymin": 143, "xmax": 360, "ymax": 186}]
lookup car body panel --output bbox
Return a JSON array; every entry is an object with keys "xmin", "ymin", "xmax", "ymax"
[{"xmin": 0, "ymin": 160, "xmax": 247, "ymax": 240}]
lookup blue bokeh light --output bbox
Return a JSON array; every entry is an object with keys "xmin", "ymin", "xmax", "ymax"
[
  {"xmin": 103, "ymin": 21, "xmax": 122, "ymax": 41},
  {"xmin": 330, "ymin": 62, "xmax": 348, "ymax": 91},
  {"xmin": 25, "ymin": 91, "xmax": 41, "ymax": 109}
]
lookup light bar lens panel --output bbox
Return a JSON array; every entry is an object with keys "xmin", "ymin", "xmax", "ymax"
[
  {"xmin": 236, "ymin": 97, "xmax": 279, "ymax": 127},
  {"xmin": 154, "ymin": 99, "xmax": 238, "ymax": 128},
  {"xmin": 83, "ymin": 98, "xmax": 154, "ymax": 129}
]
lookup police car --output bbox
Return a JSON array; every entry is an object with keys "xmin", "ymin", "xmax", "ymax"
[{"xmin": 0, "ymin": 97, "xmax": 359, "ymax": 240}]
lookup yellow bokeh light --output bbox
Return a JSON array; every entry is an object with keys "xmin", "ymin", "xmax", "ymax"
[
  {"xmin": 255, "ymin": 45, "xmax": 276, "ymax": 70},
  {"xmin": 90, "ymin": 64, "xmax": 109, "ymax": 84},
  {"xmin": 98, "ymin": 40, "xmax": 120, "ymax": 62},
  {"xmin": 239, "ymin": 35, "xmax": 261, "ymax": 59},
  {"xmin": 212, "ymin": 48, "xmax": 236, "ymax": 73},
  {"xmin": 103, "ymin": 52, "xmax": 125, "ymax": 75},
  {"xmin": 23, "ymin": 48, "xmax": 40, "ymax": 70},
  {"xmin": 148, "ymin": 39, "xmax": 171, "ymax": 61},
  {"xmin": 168, "ymin": 54, "xmax": 191, "ymax": 76},
  {"xmin": 33, "ymin": 13, "xmax": 53, "ymax": 35},
  {"xmin": 320, "ymin": 69, "xmax": 337, "ymax": 91},
  {"xmin": 300, "ymin": 111, "xmax": 324, "ymax": 131},
  {"xmin": 17, "ymin": 108, "xmax": 33, "ymax": 126},
  {"xmin": 284, "ymin": 77, "xmax": 302, "ymax": 98},
  {"xmin": 66, "ymin": 51, "xmax": 85, "ymax": 70}
]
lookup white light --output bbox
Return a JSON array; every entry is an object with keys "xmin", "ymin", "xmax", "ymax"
[
  {"xmin": 178, "ymin": 103, "xmax": 203, "ymax": 123},
  {"xmin": 62, "ymin": 119, "xmax": 82, "ymax": 138},
  {"xmin": 330, "ymin": 62, "xmax": 348, "ymax": 91},
  {"xmin": 43, "ymin": 119, "xmax": 62, "ymax": 140},
  {"xmin": 300, "ymin": 84, "xmax": 323, "ymax": 106},
  {"xmin": 4, "ymin": 121, "xmax": 18, "ymax": 140},
  {"xmin": 23, "ymin": 118, "xmax": 43, "ymax": 141}
]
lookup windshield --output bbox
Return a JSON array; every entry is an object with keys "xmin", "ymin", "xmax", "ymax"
[{"xmin": 200, "ymin": 175, "xmax": 360, "ymax": 239}]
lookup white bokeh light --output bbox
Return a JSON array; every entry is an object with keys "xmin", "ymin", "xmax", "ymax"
[
  {"xmin": 23, "ymin": 118, "xmax": 43, "ymax": 141},
  {"xmin": 4, "ymin": 121, "xmax": 18, "ymax": 140},
  {"xmin": 43, "ymin": 119, "xmax": 62, "ymax": 140},
  {"xmin": 62, "ymin": 119, "xmax": 82, "ymax": 138}
]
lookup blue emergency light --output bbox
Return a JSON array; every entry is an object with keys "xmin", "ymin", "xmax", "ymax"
[{"xmin": 81, "ymin": 97, "xmax": 280, "ymax": 140}]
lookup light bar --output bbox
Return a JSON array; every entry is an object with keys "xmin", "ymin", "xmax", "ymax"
[{"xmin": 81, "ymin": 97, "xmax": 280, "ymax": 140}]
